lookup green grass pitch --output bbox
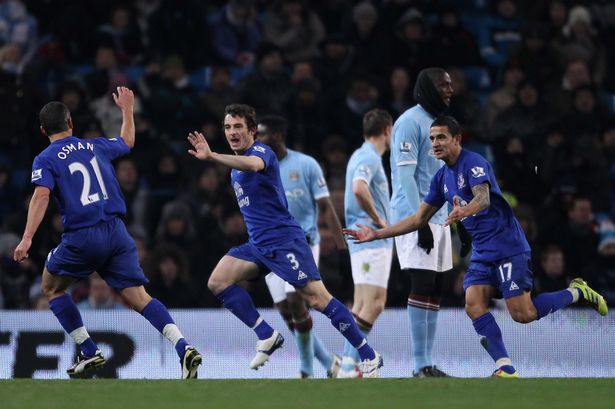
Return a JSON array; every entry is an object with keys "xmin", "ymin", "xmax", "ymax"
[{"xmin": 2, "ymin": 378, "xmax": 614, "ymax": 409}]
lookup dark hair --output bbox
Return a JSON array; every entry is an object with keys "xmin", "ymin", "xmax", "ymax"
[
  {"xmin": 363, "ymin": 109, "xmax": 392, "ymax": 138},
  {"xmin": 431, "ymin": 115, "xmax": 461, "ymax": 136},
  {"xmin": 39, "ymin": 101, "xmax": 71, "ymax": 135},
  {"xmin": 257, "ymin": 115, "xmax": 287, "ymax": 139},
  {"xmin": 224, "ymin": 104, "xmax": 257, "ymax": 131}
]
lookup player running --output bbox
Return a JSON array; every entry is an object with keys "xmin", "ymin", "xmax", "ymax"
[
  {"xmin": 14, "ymin": 87, "xmax": 202, "ymax": 379},
  {"xmin": 344, "ymin": 115, "xmax": 607, "ymax": 378},
  {"xmin": 188, "ymin": 104, "xmax": 382, "ymax": 377}
]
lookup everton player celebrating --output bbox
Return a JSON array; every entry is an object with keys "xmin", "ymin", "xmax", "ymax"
[
  {"xmin": 14, "ymin": 87, "xmax": 202, "ymax": 379},
  {"xmin": 344, "ymin": 115, "xmax": 607, "ymax": 378},
  {"xmin": 187, "ymin": 104, "xmax": 382, "ymax": 377}
]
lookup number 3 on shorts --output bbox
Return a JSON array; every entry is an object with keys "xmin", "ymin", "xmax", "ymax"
[
  {"xmin": 498, "ymin": 262, "xmax": 512, "ymax": 283},
  {"xmin": 286, "ymin": 253, "xmax": 299, "ymax": 270}
]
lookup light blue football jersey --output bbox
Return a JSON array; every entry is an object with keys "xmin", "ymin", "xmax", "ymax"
[
  {"xmin": 230, "ymin": 141, "xmax": 305, "ymax": 247},
  {"xmin": 279, "ymin": 149, "xmax": 329, "ymax": 245},
  {"xmin": 424, "ymin": 149, "xmax": 531, "ymax": 262},
  {"xmin": 344, "ymin": 142, "xmax": 392, "ymax": 253},
  {"xmin": 31, "ymin": 136, "xmax": 129, "ymax": 231},
  {"xmin": 390, "ymin": 104, "xmax": 447, "ymax": 224}
]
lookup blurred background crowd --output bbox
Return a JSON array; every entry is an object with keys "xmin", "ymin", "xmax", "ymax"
[{"xmin": 0, "ymin": 0, "xmax": 614, "ymax": 311}]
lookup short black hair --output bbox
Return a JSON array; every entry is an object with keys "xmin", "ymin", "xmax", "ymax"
[
  {"xmin": 39, "ymin": 101, "xmax": 71, "ymax": 135},
  {"xmin": 257, "ymin": 115, "xmax": 287, "ymax": 139},
  {"xmin": 431, "ymin": 115, "xmax": 461, "ymax": 136},
  {"xmin": 363, "ymin": 109, "xmax": 392, "ymax": 138},
  {"xmin": 224, "ymin": 104, "xmax": 257, "ymax": 131}
]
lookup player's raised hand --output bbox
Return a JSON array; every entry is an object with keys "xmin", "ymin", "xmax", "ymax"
[
  {"xmin": 445, "ymin": 196, "xmax": 465, "ymax": 226},
  {"xmin": 343, "ymin": 224, "xmax": 378, "ymax": 243},
  {"xmin": 13, "ymin": 237, "xmax": 31, "ymax": 262},
  {"xmin": 187, "ymin": 131, "xmax": 213, "ymax": 160},
  {"xmin": 112, "ymin": 86, "xmax": 134, "ymax": 111}
]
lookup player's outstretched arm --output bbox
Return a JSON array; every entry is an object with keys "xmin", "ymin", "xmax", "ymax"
[
  {"xmin": 14, "ymin": 186, "xmax": 51, "ymax": 262},
  {"xmin": 344, "ymin": 202, "xmax": 438, "ymax": 243},
  {"xmin": 187, "ymin": 131, "xmax": 265, "ymax": 172},
  {"xmin": 113, "ymin": 87, "xmax": 135, "ymax": 148}
]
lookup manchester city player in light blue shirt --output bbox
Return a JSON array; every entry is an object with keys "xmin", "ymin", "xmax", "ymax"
[
  {"xmin": 187, "ymin": 104, "xmax": 382, "ymax": 377},
  {"xmin": 390, "ymin": 67, "xmax": 454, "ymax": 377},
  {"xmin": 345, "ymin": 115, "xmax": 608, "ymax": 378},
  {"xmin": 340, "ymin": 109, "xmax": 393, "ymax": 378},
  {"xmin": 13, "ymin": 87, "xmax": 202, "ymax": 379},
  {"xmin": 257, "ymin": 115, "xmax": 349, "ymax": 378}
]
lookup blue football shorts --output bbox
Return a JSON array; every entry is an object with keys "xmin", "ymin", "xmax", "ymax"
[
  {"xmin": 46, "ymin": 217, "xmax": 148, "ymax": 289},
  {"xmin": 227, "ymin": 238, "xmax": 321, "ymax": 288},
  {"xmin": 463, "ymin": 252, "xmax": 533, "ymax": 298}
]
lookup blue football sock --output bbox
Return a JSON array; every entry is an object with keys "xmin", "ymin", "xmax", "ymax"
[
  {"xmin": 141, "ymin": 298, "xmax": 189, "ymax": 358},
  {"xmin": 49, "ymin": 294, "xmax": 98, "ymax": 357},
  {"xmin": 322, "ymin": 298, "xmax": 375, "ymax": 361},
  {"xmin": 295, "ymin": 329, "xmax": 314, "ymax": 376},
  {"xmin": 532, "ymin": 289, "xmax": 574, "ymax": 319},
  {"xmin": 472, "ymin": 312, "xmax": 510, "ymax": 364},
  {"xmin": 216, "ymin": 285, "xmax": 273, "ymax": 340},
  {"xmin": 313, "ymin": 333, "xmax": 333, "ymax": 370},
  {"xmin": 408, "ymin": 305, "xmax": 429, "ymax": 371},
  {"xmin": 425, "ymin": 308, "xmax": 439, "ymax": 369}
]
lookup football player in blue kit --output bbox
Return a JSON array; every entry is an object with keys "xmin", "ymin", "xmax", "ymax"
[
  {"xmin": 13, "ymin": 87, "xmax": 202, "ymax": 379},
  {"xmin": 344, "ymin": 115, "xmax": 607, "ymax": 378},
  {"xmin": 187, "ymin": 104, "xmax": 382, "ymax": 377},
  {"xmin": 257, "ymin": 115, "xmax": 347, "ymax": 379}
]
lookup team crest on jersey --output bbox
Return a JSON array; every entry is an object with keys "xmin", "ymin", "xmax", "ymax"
[
  {"xmin": 471, "ymin": 166, "xmax": 485, "ymax": 178},
  {"xmin": 289, "ymin": 171, "xmax": 299, "ymax": 181},
  {"xmin": 31, "ymin": 169, "xmax": 42, "ymax": 181},
  {"xmin": 253, "ymin": 145, "xmax": 265, "ymax": 153},
  {"xmin": 457, "ymin": 173, "xmax": 465, "ymax": 189},
  {"xmin": 399, "ymin": 142, "xmax": 412, "ymax": 153}
]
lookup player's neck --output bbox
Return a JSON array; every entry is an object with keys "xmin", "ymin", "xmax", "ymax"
[
  {"xmin": 48, "ymin": 131, "xmax": 73, "ymax": 143},
  {"xmin": 276, "ymin": 146, "xmax": 288, "ymax": 161},
  {"xmin": 444, "ymin": 148, "xmax": 462, "ymax": 167},
  {"xmin": 366, "ymin": 138, "xmax": 386, "ymax": 156}
]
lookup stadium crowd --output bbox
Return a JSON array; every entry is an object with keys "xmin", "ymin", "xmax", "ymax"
[{"xmin": 0, "ymin": 0, "xmax": 614, "ymax": 310}]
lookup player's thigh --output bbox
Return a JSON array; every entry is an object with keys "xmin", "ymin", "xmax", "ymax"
[
  {"xmin": 260, "ymin": 239, "xmax": 320, "ymax": 288},
  {"xmin": 351, "ymin": 246, "xmax": 393, "ymax": 289},
  {"xmin": 464, "ymin": 284, "xmax": 495, "ymax": 319},
  {"xmin": 101, "ymin": 222, "xmax": 149, "ymax": 289},
  {"xmin": 210, "ymin": 255, "xmax": 261, "ymax": 288},
  {"xmin": 395, "ymin": 223, "xmax": 452, "ymax": 271},
  {"xmin": 41, "ymin": 267, "xmax": 76, "ymax": 298},
  {"xmin": 492, "ymin": 252, "xmax": 533, "ymax": 299}
]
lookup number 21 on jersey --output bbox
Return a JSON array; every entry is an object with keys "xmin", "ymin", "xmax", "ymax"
[{"xmin": 69, "ymin": 156, "xmax": 109, "ymax": 206}]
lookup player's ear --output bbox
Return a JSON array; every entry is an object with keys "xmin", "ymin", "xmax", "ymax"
[
  {"xmin": 67, "ymin": 117, "xmax": 74, "ymax": 131},
  {"xmin": 40, "ymin": 125, "xmax": 47, "ymax": 136}
]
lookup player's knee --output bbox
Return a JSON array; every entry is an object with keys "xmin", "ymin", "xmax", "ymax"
[
  {"xmin": 207, "ymin": 276, "xmax": 226, "ymax": 295},
  {"xmin": 464, "ymin": 303, "xmax": 486, "ymax": 320},
  {"xmin": 509, "ymin": 309, "xmax": 536, "ymax": 324}
]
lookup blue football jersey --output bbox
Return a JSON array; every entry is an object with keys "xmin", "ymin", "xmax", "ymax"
[
  {"xmin": 230, "ymin": 141, "xmax": 305, "ymax": 247},
  {"xmin": 424, "ymin": 149, "xmax": 531, "ymax": 262},
  {"xmin": 279, "ymin": 149, "xmax": 329, "ymax": 245},
  {"xmin": 344, "ymin": 142, "xmax": 392, "ymax": 253},
  {"xmin": 31, "ymin": 136, "xmax": 129, "ymax": 231},
  {"xmin": 390, "ymin": 105, "xmax": 447, "ymax": 224}
]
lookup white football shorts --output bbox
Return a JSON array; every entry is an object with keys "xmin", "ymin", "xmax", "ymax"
[
  {"xmin": 395, "ymin": 222, "xmax": 452, "ymax": 272},
  {"xmin": 350, "ymin": 246, "xmax": 393, "ymax": 289}
]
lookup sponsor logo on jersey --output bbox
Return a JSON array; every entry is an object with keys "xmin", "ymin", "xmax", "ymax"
[
  {"xmin": 233, "ymin": 181, "xmax": 244, "ymax": 197},
  {"xmin": 471, "ymin": 166, "xmax": 486, "ymax": 178},
  {"xmin": 289, "ymin": 171, "xmax": 299, "ymax": 181},
  {"xmin": 509, "ymin": 281, "xmax": 519, "ymax": 291},
  {"xmin": 31, "ymin": 169, "xmax": 42, "ymax": 181},
  {"xmin": 400, "ymin": 142, "xmax": 412, "ymax": 153},
  {"xmin": 457, "ymin": 173, "xmax": 465, "ymax": 189},
  {"xmin": 286, "ymin": 188, "xmax": 305, "ymax": 199},
  {"xmin": 253, "ymin": 145, "xmax": 265, "ymax": 153}
]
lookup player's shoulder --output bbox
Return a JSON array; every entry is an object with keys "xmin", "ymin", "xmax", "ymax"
[
  {"xmin": 460, "ymin": 149, "xmax": 489, "ymax": 168},
  {"xmin": 249, "ymin": 141, "xmax": 272, "ymax": 155}
]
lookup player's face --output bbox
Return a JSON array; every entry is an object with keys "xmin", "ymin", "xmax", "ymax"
[
  {"xmin": 429, "ymin": 125, "xmax": 459, "ymax": 162},
  {"xmin": 224, "ymin": 114, "xmax": 255, "ymax": 154},
  {"xmin": 434, "ymin": 73, "xmax": 454, "ymax": 106}
]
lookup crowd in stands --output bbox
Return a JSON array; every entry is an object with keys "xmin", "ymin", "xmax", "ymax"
[{"xmin": 0, "ymin": 0, "xmax": 614, "ymax": 310}]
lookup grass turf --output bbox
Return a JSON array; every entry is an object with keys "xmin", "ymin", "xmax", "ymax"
[{"xmin": 1, "ymin": 378, "xmax": 614, "ymax": 409}]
